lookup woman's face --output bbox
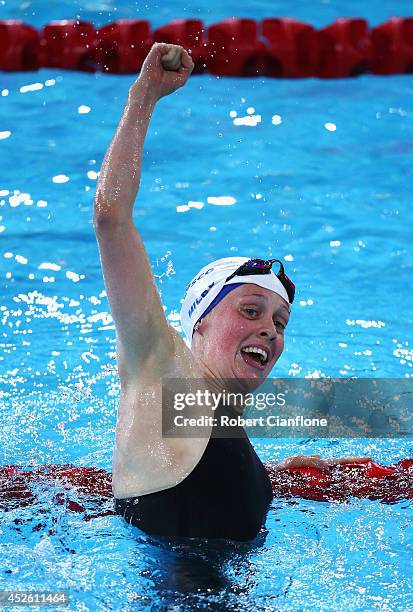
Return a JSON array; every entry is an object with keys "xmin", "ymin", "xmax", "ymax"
[{"xmin": 192, "ymin": 284, "xmax": 290, "ymax": 392}]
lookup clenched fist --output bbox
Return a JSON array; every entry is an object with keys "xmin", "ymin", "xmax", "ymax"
[{"xmin": 134, "ymin": 42, "xmax": 195, "ymax": 101}]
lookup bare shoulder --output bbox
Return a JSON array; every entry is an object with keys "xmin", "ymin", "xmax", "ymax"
[{"xmin": 113, "ymin": 326, "xmax": 209, "ymax": 498}]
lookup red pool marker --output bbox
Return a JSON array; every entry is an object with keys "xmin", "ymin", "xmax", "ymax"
[
  {"xmin": 2, "ymin": 460, "xmax": 413, "ymax": 518},
  {"xmin": 262, "ymin": 18, "xmax": 319, "ymax": 78},
  {"xmin": 317, "ymin": 18, "xmax": 372, "ymax": 78},
  {"xmin": 1, "ymin": 16, "xmax": 413, "ymax": 77},
  {"xmin": 268, "ymin": 458, "xmax": 413, "ymax": 503},
  {"xmin": 371, "ymin": 18, "xmax": 413, "ymax": 75}
]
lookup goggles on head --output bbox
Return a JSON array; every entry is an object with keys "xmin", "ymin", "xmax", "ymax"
[{"xmin": 225, "ymin": 258, "xmax": 295, "ymax": 304}]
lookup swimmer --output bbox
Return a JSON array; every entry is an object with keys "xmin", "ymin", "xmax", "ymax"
[{"xmin": 92, "ymin": 43, "xmax": 368, "ymax": 541}]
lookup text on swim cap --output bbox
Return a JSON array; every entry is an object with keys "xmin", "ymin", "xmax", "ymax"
[
  {"xmin": 184, "ymin": 267, "xmax": 214, "ymax": 298},
  {"xmin": 188, "ymin": 282, "xmax": 215, "ymax": 318}
]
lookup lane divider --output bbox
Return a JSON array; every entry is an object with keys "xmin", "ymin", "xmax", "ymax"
[{"xmin": 1, "ymin": 17, "xmax": 413, "ymax": 77}]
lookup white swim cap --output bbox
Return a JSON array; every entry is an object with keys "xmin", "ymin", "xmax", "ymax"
[{"xmin": 180, "ymin": 257, "xmax": 293, "ymax": 343}]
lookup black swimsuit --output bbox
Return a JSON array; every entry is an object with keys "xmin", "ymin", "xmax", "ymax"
[{"xmin": 115, "ymin": 403, "xmax": 272, "ymax": 541}]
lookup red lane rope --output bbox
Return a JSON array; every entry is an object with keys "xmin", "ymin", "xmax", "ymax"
[
  {"xmin": 268, "ymin": 458, "xmax": 413, "ymax": 503},
  {"xmin": 1, "ymin": 17, "xmax": 413, "ymax": 77},
  {"xmin": 1, "ymin": 459, "xmax": 412, "ymax": 524}
]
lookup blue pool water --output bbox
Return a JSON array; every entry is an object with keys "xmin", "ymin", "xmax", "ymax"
[
  {"xmin": 0, "ymin": 0, "xmax": 412, "ymax": 30},
  {"xmin": 1, "ymin": 1, "xmax": 413, "ymax": 610}
]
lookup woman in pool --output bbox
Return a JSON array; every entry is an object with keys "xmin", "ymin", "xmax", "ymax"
[{"xmin": 92, "ymin": 43, "xmax": 364, "ymax": 541}]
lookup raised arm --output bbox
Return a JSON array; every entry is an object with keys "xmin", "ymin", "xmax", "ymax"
[{"xmin": 93, "ymin": 43, "xmax": 195, "ymax": 382}]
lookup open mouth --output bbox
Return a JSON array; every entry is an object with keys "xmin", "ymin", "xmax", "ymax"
[{"xmin": 240, "ymin": 345, "xmax": 269, "ymax": 370}]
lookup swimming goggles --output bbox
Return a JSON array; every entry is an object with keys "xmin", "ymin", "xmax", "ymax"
[{"xmin": 225, "ymin": 258, "xmax": 295, "ymax": 304}]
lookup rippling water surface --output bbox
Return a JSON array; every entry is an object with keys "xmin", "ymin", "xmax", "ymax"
[
  {"xmin": 1, "ymin": 11, "xmax": 413, "ymax": 609},
  {"xmin": 0, "ymin": 0, "xmax": 410, "ymax": 29}
]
